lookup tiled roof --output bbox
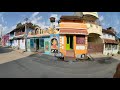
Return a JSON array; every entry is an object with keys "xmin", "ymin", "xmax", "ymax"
[
  {"xmin": 60, "ymin": 16, "xmax": 83, "ymax": 20},
  {"xmin": 104, "ymin": 39, "xmax": 119, "ymax": 44},
  {"xmin": 102, "ymin": 29, "xmax": 116, "ymax": 36},
  {"xmin": 60, "ymin": 28, "xmax": 88, "ymax": 35}
]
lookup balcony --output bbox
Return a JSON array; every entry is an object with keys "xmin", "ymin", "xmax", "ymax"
[{"xmin": 86, "ymin": 23, "xmax": 102, "ymax": 36}]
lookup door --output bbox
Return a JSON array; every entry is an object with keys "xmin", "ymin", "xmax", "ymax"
[
  {"xmin": 30, "ymin": 39, "xmax": 34, "ymax": 51},
  {"xmin": 36, "ymin": 39, "xmax": 39, "ymax": 51},
  {"xmin": 66, "ymin": 35, "xmax": 73, "ymax": 50},
  {"xmin": 66, "ymin": 35, "xmax": 70, "ymax": 50}
]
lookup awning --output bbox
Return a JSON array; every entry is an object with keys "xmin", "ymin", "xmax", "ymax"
[
  {"xmin": 104, "ymin": 39, "xmax": 119, "ymax": 44},
  {"xmin": 60, "ymin": 28, "xmax": 88, "ymax": 35}
]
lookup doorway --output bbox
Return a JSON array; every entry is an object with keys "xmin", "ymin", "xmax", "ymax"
[
  {"xmin": 66, "ymin": 35, "xmax": 73, "ymax": 50},
  {"xmin": 36, "ymin": 39, "xmax": 39, "ymax": 51}
]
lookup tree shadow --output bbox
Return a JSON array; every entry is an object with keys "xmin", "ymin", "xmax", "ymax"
[
  {"xmin": 94, "ymin": 57, "xmax": 120, "ymax": 64},
  {"xmin": 0, "ymin": 52, "xmax": 120, "ymax": 78},
  {"xmin": 0, "ymin": 46, "xmax": 13, "ymax": 54}
]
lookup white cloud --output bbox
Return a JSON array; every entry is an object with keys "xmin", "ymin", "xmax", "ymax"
[
  {"xmin": 99, "ymin": 15, "xmax": 104, "ymax": 22},
  {"xmin": 30, "ymin": 12, "xmax": 39, "ymax": 19},
  {"xmin": 0, "ymin": 24, "xmax": 8, "ymax": 35},
  {"xmin": 0, "ymin": 23, "xmax": 17, "ymax": 36},
  {"xmin": 28, "ymin": 12, "xmax": 49, "ymax": 29}
]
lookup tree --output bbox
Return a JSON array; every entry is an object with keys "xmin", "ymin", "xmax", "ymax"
[{"xmin": 16, "ymin": 23, "xmax": 22, "ymax": 28}]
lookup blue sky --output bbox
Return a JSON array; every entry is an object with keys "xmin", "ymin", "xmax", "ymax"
[{"xmin": 0, "ymin": 12, "xmax": 120, "ymax": 36}]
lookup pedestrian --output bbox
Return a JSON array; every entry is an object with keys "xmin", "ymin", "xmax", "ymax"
[{"xmin": 113, "ymin": 63, "xmax": 120, "ymax": 78}]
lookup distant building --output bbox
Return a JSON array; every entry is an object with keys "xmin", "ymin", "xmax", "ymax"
[
  {"xmin": 102, "ymin": 27, "xmax": 119, "ymax": 55},
  {"xmin": 1, "ymin": 33, "xmax": 10, "ymax": 47}
]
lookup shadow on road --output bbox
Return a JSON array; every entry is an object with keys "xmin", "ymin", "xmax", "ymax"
[
  {"xmin": 0, "ymin": 46, "xmax": 13, "ymax": 54},
  {"xmin": 0, "ymin": 52, "xmax": 120, "ymax": 78}
]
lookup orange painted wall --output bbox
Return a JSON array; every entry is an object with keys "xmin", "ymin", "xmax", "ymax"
[
  {"xmin": 60, "ymin": 35, "xmax": 87, "ymax": 57},
  {"xmin": 74, "ymin": 35, "xmax": 87, "ymax": 57},
  {"xmin": 60, "ymin": 22, "xmax": 87, "ymax": 29},
  {"xmin": 59, "ymin": 20, "xmax": 88, "ymax": 57}
]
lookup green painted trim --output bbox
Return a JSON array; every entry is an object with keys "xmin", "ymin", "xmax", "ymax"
[{"xmin": 66, "ymin": 36, "xmax": 70, "ymax": 50}]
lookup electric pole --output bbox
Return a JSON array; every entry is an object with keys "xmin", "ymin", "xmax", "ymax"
[{"xmin": 24, "ymin": 18, "xmax": 28, "ymax": 52}]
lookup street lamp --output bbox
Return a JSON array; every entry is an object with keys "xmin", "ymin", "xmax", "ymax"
[{"xmin": 24, "ymin": 18, "xmax": 28, "ymax": 52}]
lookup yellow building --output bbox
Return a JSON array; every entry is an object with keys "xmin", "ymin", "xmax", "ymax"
[{"xmin": 74, "ymin": 12, "xmax": 103, "ymax": 54}]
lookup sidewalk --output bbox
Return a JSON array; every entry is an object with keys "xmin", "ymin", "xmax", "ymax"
[
  {"xmin": 0, "ymin": 47, "xmax": 34, "ymax": 64},
  {"xmin": 88, "ymin": 53, "xmax": 120, "ymax": 61}
]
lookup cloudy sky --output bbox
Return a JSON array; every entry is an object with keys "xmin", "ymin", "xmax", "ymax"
[{"xmin": 0, "ymin": 12, "xmax": 120, "ymax": 36}]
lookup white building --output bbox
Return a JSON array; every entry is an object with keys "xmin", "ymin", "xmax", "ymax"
[{"xmin": 102, "ymin": 27, "xmax": 119, "ymax": 55}]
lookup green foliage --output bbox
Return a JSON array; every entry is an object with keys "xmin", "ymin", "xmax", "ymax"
[{"xmin": 16, "ymin": 23, "xmax": 22, "ymax": 28}]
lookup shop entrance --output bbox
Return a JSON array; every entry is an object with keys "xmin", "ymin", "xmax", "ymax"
[
  {"xmin": 66, "ymin": 35, "xmax": 73, "ymax": 50},
  {"xmin": 35, "ymin": 39, "xmax": 39, "ymax": 51}
]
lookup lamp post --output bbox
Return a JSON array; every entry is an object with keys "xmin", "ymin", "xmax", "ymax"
[{"xmin": 24, "ymin": 18, "xmax": 28, "ymax": 52}]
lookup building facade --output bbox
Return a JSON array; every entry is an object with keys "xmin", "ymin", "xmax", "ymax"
[
  {"xmin": 1, "ymin": 33, "xmax": 10, "ymax": 47},
  {"xmin": 74, "ymin": 12, "xmax": 103, "ymax": 54},
  {"xmin": 27, "ymin": 26, "xmax": 50, "ymax": 53},
  {"xmin": 102, "ymin": 28, "xmax": 119, "ymax": 55},
  {"xmin": 59, "ymin": 16, "xmax": 88, "ymax": 58}
]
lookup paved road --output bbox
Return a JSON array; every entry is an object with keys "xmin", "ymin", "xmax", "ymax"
[{"xmin": 0, "ymin": 46, "xmax": 120, "ymax": 78}]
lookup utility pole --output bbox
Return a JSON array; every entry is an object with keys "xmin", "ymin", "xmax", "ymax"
[{"xmin": 24, "ymin": 18, "xmax": 28, "ymax": 52}]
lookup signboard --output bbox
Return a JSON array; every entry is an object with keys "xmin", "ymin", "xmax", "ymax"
[{"xmin": 76, "ymin": 46, "xmax": 85, "ymax": 50}]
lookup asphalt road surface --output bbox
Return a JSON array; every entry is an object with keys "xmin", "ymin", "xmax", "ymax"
[{"xmin": 0, "ymin": 46, "xmax": 120, "ymax": 78}]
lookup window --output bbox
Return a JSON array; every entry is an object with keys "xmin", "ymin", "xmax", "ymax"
[
  {"xmin": 108, "ymin": 44, "xmax": 111, "ymax": 50},
  {"xmin": 108, "ymin": 34, "xmax": 111, "ymax": 38},
  {"xmin": 76, "ymin": 35, "xmax": 85, "ymax": 44},
  {"xmin": 114, "ymin": 45, "xmax": 117, "ymax": 50},
  {"xmin": 40, "ymin": 39, "xmax": 44, "ymax": 48},
  {"xmin": 105, "ymin": 44, "xmax": 108, "ymax": 50},
  {"xmin": 110, "ymin": 35, "xmax": 112, "ymax": 38}
]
